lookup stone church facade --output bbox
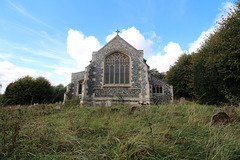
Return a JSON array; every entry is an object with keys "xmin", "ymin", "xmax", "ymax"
[{"xmin": 64, "ymin": 34, "xmax": 173, "ymax": 105}]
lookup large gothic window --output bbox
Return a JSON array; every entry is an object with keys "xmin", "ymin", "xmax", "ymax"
[{"xmin": 104, "ymin": 52, "xmax": 130, "ymax": 85}]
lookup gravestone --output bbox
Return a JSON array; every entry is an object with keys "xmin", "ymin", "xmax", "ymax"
[
  {"xmin": 105, "ymin": 100, "xmax": 111, "ymax": 107},
  {"xmin": 211, "ymin": 111, "xmax": 230, "ymax": 125}
]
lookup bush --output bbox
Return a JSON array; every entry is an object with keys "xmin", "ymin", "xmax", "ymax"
[
  {"xmin": 0, "ymin": 94, "xmax": 6, "ymax": 106},
  {"xmin": 53, "ymin": 84, "xmax": 66, "ymax": 103},
  {"xmin": 166, "ymin": 53, "xmax": 194, "ymax": 99},
  {"xmin": 5, "ymin": 76, "xmax": 54, "ymax": 105},
  {"xmin": 165, "ymin": 1, "xmax": 240, "ymax": 105}
]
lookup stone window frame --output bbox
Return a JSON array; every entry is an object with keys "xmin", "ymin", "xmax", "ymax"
[
  {"xmin": 104, "ymin": 51, "xmax": 131, "ymax": 87},
  {"xmin": 77, "ymin": 79, "xmax": 84, "ymax": 95},
  {"xmin": 152, "ymin": 85, "xmax": 163, "ymax": 94}
]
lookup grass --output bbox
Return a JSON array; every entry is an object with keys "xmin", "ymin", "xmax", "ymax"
[{"xmin": 0, "ymin": 102, "xmax": 240, "ymax": 159}]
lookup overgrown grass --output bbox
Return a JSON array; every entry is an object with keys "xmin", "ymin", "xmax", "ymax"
[{"xmin": 0, "ymin": 102, "xmax": 240, "ymax": 159}]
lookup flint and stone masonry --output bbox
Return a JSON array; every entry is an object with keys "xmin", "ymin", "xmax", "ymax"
[{"xmin": 64, "ymin": 34, "xmax": 173, "ymax": 105}]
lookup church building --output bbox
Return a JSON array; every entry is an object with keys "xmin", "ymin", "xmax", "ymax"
[{"xmin": 64, "ymin": 32, "xmax": 173, "ymax": 105}]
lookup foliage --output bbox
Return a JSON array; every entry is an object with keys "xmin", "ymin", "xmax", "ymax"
[
  {"xmin": 0, "ymin": 94, "xmax": 6, "ymax": 106},
  {"xmin": 0, "ymin": 103, "xmax": 240, "ymax": 159},
  {"xmin": 166, "ymin": 53, "xmax": 194, "ymax": 99},
  {"xmin": 149, "ymin": 68, "xmax": 166, "ymax": 80},
  {"xmin": 166, "ymin": 1, "xmax": 240, "ymax": 105},
  {"xmin": 5, "ymin": 76, "xmax": 54, "ymax": 105},
  {"xmin": 53, "ymin": 84, "xmax": 66, "ymax": 103},
  {"xmin": 192, "ymin": 1, "xmax": 240, "ymax": 105},
  {"xmin": 34, "ymin": 77, "xmax": 54, "ymax": 103}
]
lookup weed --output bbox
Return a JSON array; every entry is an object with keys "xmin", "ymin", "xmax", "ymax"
[{"xmin": 0, "ymin": 103, "xmax": 239, "ymax": 159}]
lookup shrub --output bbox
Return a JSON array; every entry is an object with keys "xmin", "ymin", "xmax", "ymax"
[
  {"xmin": 5, "ymin": 76, "xmax": 54, "ymax": 105},
  {"xmin": 53, "ymin": 84, "xmax": 66, "ymax": 103}
]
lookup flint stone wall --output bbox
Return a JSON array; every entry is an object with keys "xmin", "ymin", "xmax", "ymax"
[
  {"xmin": 64, "ymin": 71, "xmax": 85, "ymax": 101},
  {"xmin": 150, "ymin": 76, "xmax": 173, "ymax": 104},
  {"xmin": 94, "ymin": 87, "xmax": 141, "ymax": 98},
  {"xmin": 71, "ymin": 71, "xmax": 85, "ymax": 96},
  {"xmin": 81, "ymin": 35, "xmax": 150, "ymax": 105},
  {"xmin": 65, "ymin": 35, "xmax": 173, "ymax": 105}
]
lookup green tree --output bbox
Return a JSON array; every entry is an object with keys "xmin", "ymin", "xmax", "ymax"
[
  {"xmin": 53, "ymin": 84, "xmax": 66, "ymax": 103},
  {"xmin": 149, "ymin": 68, "xmax": 166, "ymax": 80},
  {"xmin": 5, "ymin": 76, "xmax": 54, "ymax": 105},
  {"xmin": 34, "ymin": 77, "xmax": 54, "ymax": 104},
  {"xmin": 191, "ymin": 1, "xmax": 240, "ymax": 104},
  {"xmin": 166, "ymin": 53, "xmax": 194, "ymax": 99},
  {"xmin": 5, "ymin": 76, "xmax": 35, "ymax": 105}
]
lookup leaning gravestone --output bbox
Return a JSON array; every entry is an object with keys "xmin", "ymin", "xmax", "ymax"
[
  {"xmin": 211, "ymin": 106, "xmax": 240, "ymax": 125},
  {"xmin": 211, "ymin": 111, "xmax": 230, "ymax": 125},
  {"xmin": 131, "ymin": 106, "xmax": 140, "ymax": 112}
]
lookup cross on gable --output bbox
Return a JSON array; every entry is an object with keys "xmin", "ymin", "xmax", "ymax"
[{"xmin": 116, "ymin": 29, "xmax": 120, "ymax": 35}]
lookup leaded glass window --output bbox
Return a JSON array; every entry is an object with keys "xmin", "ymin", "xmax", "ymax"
[
  {"xmin": 105, "ymin": 52, "xmax": 130, "ymax": 84},
  {"xmin": 152, "ymin": 85, "xmax": 163, "ymax": 94}
]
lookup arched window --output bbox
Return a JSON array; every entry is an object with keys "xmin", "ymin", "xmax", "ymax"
[{"xmin": 104, "ymin": 52, "xmax": 130, "ymax": 85}]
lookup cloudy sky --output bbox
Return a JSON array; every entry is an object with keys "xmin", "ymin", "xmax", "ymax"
[{"xmin": 0, "ymin": 0, "xmax": 236, "ymax": 93}]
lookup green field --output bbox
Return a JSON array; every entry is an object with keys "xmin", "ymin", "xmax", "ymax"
[{"xmin": 1, "ymin": 102, "xmax": 240, "ymax": 159}]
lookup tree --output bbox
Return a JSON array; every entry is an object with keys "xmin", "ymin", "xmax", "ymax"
[
  {"xmin": 53, "ymin": 84, "xmax": 66, "ymax": 103},
  {"xmin": 5, "ymin": 76, "xmax": 35, "ymax": 105},
  {"xmin": 5, "ymin": 76, "xmax": 54, "ymax": 105},
  {"xmin": 166, "ymin": 53, "xmax": 194, "ymax": 99},
  {"xmin": 149, "ymin": 68, "xmax": 166, "ymax": 80},
  {"xmin": 34, "ymin": 77, "xmax": 54, "ymax": 104},
  {"xmin": 190, "ymin": 1, "xmax": 240, "ymax": 105}
]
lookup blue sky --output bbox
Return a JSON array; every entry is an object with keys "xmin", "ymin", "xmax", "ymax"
[{"xmin": 0, "ymin": 0, "xmax": 237, "ymax": 93}]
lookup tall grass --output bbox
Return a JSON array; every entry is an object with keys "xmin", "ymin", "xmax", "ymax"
[{"xmin": 0, "ymin": 102, "xmax": 239, "ymax": 159}]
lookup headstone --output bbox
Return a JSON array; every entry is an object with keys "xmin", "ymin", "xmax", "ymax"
[
  {"xmin": 213, "ymin": 108, "xmax": 222, "ymax": 115},
  {"xmin": 56, "ymin": 106, "xmax": 61, "ymax": 109},
  {"xmin": 211, "ymin": 111, "xmax": 230, "ymax": 125},
  {"xmin": 179, "ymin": 97, "xmax": 186, "ymax": 104},
  {"xmin": 131, "ymin": 106, "xmax": 140, "ymax": 112},
  {"xmin": 105, "ymin": 100, "xmax": 111, "ymax": 107},
  {"xmin": 111, "ymin": 107, "xmax": 120, "ymax": 112}
]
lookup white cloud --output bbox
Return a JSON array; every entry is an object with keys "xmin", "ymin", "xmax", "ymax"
[
  {"xmin": 147, "ymin": 42, "xmax": 184, "ymax": 72},
  {"xmin": 188, "ymin": 27, "xmax": 215, "ymax": 53},
  {"xmin": 20, "ymin": 56, "xmax": 36, "ymax": 63},
  {"xmin": 0, "ymin": 61, "xmax": 37, "ymax": 93},
  {"xmin": 53, "ymin": 67, "xmax": 76, "ymax": 85},
  {"xmin": 39, "ymin": 71, "xmax": 52, "ymax": 80},
  {"xmin": 216, "ymin": 1, "xmax": 236, "ymax": 22},
  {"xmin": 106, "ymin": 27, "xmax": 154, "ymax": 57},
  {"xmin": 0, "ymin": 54, "xmax": 13, "ymax": 60},
  {"xmin": 67, "ymin": 29, "xmax": 101, "ymax": 71},
  {"xmin": 188, "ymin": 1, "xmax": 235, "ymax": 53},
  {"xmin": 67, "ymin": 27, "xmax": 182, "ymax": 74},
  {"xmin": 0, "ymin": 61, "xmax": 52, "ymax": 94}
]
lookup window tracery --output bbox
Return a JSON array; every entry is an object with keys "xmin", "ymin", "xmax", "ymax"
[{"xmin": 104, "ymin": 52, "xmax": 130, "ymax": 85}]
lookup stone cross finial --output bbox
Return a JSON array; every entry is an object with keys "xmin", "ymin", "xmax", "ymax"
[{"xmin": 116, "ymin": 29, "xmax": 120, "ymax": 35}]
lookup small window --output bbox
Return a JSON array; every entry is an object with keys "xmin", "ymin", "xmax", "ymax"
[{"xmin": 152, "ymin": 85, "xmax": 163, "ymax": 94}]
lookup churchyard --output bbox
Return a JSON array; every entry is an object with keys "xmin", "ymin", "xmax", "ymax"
[{"xmin": 1, "ymin": 101, "xmax": 240, "ymax": 159}]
